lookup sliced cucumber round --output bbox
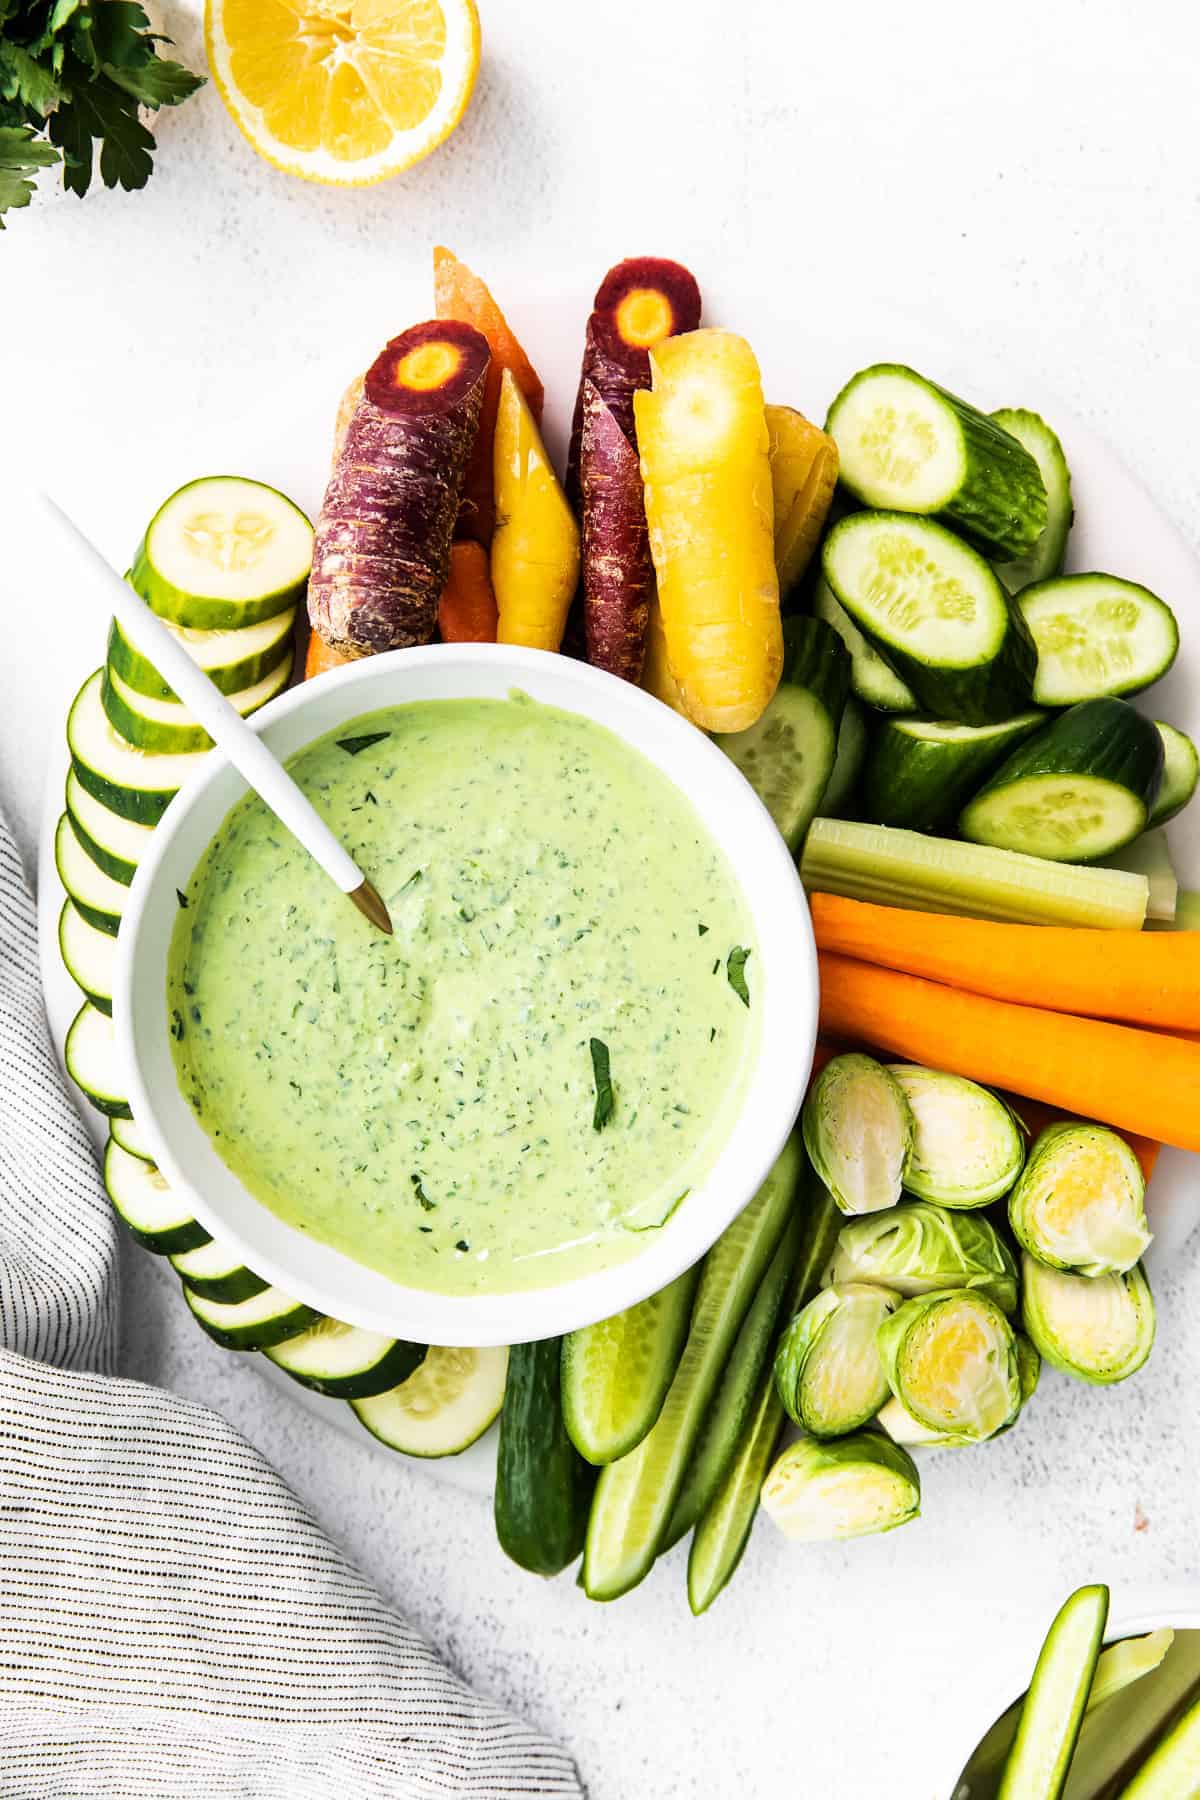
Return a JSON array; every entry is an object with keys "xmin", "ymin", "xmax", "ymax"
[
  {"xmin": 961, "ymin": 699, "xmax": 1164, "ymax": 862},
  {"xmin": 131, "ymin": 477, "xmax": 313, "ymax": 629},
  {"xmin": 55, "ymin": 813, "xmax": 125, "ymax": 936},
  {"xmin": 814, "ymin": 578, "xmax": 917, "ymax": 712},
  {"xmin": 352, "ymin": 1345, "xmax": 509, "ymax": 1458},
  {"xmin": 825, "ymin": 363, "xmax": 1047, "ymax": 561},
  {"xmin": 110, "ymin": 1112, "xmax": 155, "ymax": 1162},
  {"xmin": 169, "ymin": 1237, "xmax": 270, "ymax": 1304},
  {"xmin": 103, "ymin": 1138, "xmax": 211, "ymax": 1255},
  {"xmin": 990, "ymin": 407, "xmax": 1074, "ymax": 594},
  {"xmin": 107, "ymin": 606, "xmax": 296, "ymax": 701},
  {"xmin": 59, "ymin": 900, "xmax": 116, "ymax": 1014},
  {"xmin": 863, "ymin": 712, "xmax": 1044, "ymax": 833},
  {"xmin": 68, "ymin": 669, "xmax": 208, "ymax": 825},
  {"xmin": 101, "ymin": 651, "xmax": 292, "ymax": 756},
  {"xmin": 822, "ymin": 512, "xmax": 1036, "ymax": 724},
  {"xmin": 65, "ymin": 1002, "xmax": 130, "ymax": 1118},
  {"xmin": 265, "ymin": 1319, "xmax": 427, "ymax": 1400},
  {"xmin": 1150, "ymin": 721, "xmax": 1198, "ymax": 827},
  {"xmin": 65, "ymin": 767, "xmax": 153, "ymax": 886},
  {"xmin": 1019, "ymin": 574, "xmax": 1179, "ymax": 705},
  {"xmin": 184, "ymin": 1283, "xmax": 321, "ymax": 1352}
]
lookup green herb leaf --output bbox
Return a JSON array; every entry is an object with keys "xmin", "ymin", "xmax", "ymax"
[
  {"xmin": 0, "ymin": 124, "xmax": 57, "ymax": 223},
  {"xmin": 590, "ymin": 1037, "xmax": 614, "ymax": 1132},
  {"xmin": 0, "ymin": 42, "xmax": 66, "ymax": 115},
  {"xmin": 411, "ymin": 1173, "xmax": 435, "ymax": 1212},
  {"xmin": 698, "ymin": 922, "xmax": 709, "ymax": 936},
  {"xmin": 175, "ymin": 888, "xmax": 188, "ymax": 909},
  {"xmin": 336, "ymin": 732, "xmax": 391, "ymax": 757},
  {"xmin": 105, "ymin": 54, "xmax": 203, "ymax": 108},
  {"xmin": 726, "ymin": 945, "xmax": 752, "ymax": 1007}
]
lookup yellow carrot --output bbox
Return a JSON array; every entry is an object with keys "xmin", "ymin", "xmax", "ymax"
[
  {"xmin": 634, "ymin": 329, "xmax": 782, "ymax": 733},
  {"xmin": 640, "ymin": 592, "xmax": 692, "ymax": 717},
  {"xmin": 765, "ymin": 404, "xmax": 839, "ymax": 597},
  {"xmin": 492, "ymin": 368, "xmax": 580, "ymax": 651},
  {"xmin": 818, "ymin": 952, "xmax": 1200, "ymax": 1154},
  {"xmin": 810, "ymin": 892, "xmax": 1200, "ymax": 1034}
]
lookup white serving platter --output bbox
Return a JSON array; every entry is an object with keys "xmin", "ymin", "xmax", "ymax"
[{"xmin": 37, "ymin": 274, "xmax": 1200, "ymax": 1491}]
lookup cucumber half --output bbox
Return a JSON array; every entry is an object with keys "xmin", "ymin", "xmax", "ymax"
[
  {"xmin": 265, "ymin": 1319, "xmax": 427, "ymax": 1401},
  {"xmin": 103, "ymin": 1138, "xmax": 211, "ymax": 1255},
  {"xmin": 65, "ymin": 767, "xmax": 154, "ymax": 886},
  {"xmin": 59, "ymin": 900, "xmax": 116, "ymax": 1014},
  {"xmin": 68, "ymin": 669, "xmax": 208, "ymax": 825},
  {"xmin": 169, "ymin": 1237, "xmax": 270, "ymax": 1304},
  {"xmin": 65, "ymin": 1002, "xmax": 130, "ymax": 1118},
  {"xmin": 101, "ymin": 650, "xmax": 293, "ymax": 755},
  {"xmin": 822, "ymin": 512, "xmax": 1036, "ymax": 724},
  {"xmin": 718, "ymin": 615, "xmax": 849, "ymax": 850},
  {"xmin": 184, "ymin": 1283, "xmax": 322, "ymax": 1352},
  {"xmin": 562, "ymin": 1265, "xmax": 700, "ymax": 1466},
  {"xmin": 55, "ymin": 813, "xmax": 125, "ymax": 935},
  {"xmin": 961, "ymin": 699, "xmax": 1163, "ymax": 862},
  {"xmin": 110, "ymin": 1112, "xmax": 155, "ymax": 1162},
  {"xmin": 819, "ymin": 696, "xmax": 868, "ymax": 818},
  {"xmin": 131, "ymin": 477, "xmax": 313, "ymax": 629},
  {"xmin": 990, "ymin": 408, "xmax": 1074, "ymax": 593},
  {"xmin": 107, "ymin": 606, "xmax": 297, "ymax": 701},
  {"xmin": 863, "ymin": 712, "xmax": 1044, "ymax": 833},
  {"xmin": 352, "ymin": 1345, "xmax": 509, "ymax": 1457},
  {"xmin": 1150, "ymin": 722, "xmax": 1198, "ymax": 827},
  {"xmin": 998, "ymin": 1584, "xmax": 1109, "ymax": 1800},
  {"xmin": 1018, "ymin": 574, "xmax": 1179, "ymax": 706},
  {"xmin": 814, "ymin": 578, "xmax": 917, "ymax": 712},
  {"xmin": 825, "ymin": 363, "xmax": 1048, "ymax": 561}
]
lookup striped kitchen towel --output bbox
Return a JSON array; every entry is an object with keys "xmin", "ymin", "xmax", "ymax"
[{"xmin": 0, "ymin": 809, "xmax": 583, "ymax": 1799}]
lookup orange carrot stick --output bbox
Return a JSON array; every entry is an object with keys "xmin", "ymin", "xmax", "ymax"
[
  {"xmin": 434, "ymin": 245, "xmax": 544, "ymax": 545},
  {"xmin": 438, "ymin": 540, "xmax": 498, "ymax": 643},
  {"xmin": 304, "ymin": 630, "xmax": 355, "ymax": 679},
  {"xmin": 817, "ymin": 952, "xmax": 1200, "ymax": 1154},
  {"xmin": 810, "ymin": 893, "xmax": 1200, "ymax": 1035}
]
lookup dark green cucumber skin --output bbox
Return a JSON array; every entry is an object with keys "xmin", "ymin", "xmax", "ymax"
[
  {"xmin": 271, "ymin": 1338, "xmax": 427, "ymax": 1401},
  {"xmin": 119, "ymin": 1212, "xmax": 211, "ymax": 1256},
  {"xmin": 863, "ymin": 713, "xmax": 1044, "ymax": 832},
  {"xmin": 71, "ymin": 756, "xmax": 176, "ymax": 827},
  {"xmin": 187, "ymin": 1295, "xmax": 322, "ymax": 1353},
  {"xmin": 779, "ymin": 614, "xmax": 851, "ymax": 727},
  {"xmin": 175, "ymin": 1264, "xmax": 270, "ymax": 1305},
  {"xmin": 65, "ymin": 798, "xmax": 135, "ymax": 887},
  {"xmin": 823, "ymin": 512, "xmax": 1039, "ymax": 726},
  {"xmin": 964, "ymin": 700, "xmax": 1164, "ymax": 830},
  {"xmin": 827, "ymin": 365, "xmax": 1048, "ymax": 560},
  {"xmin": 495, "ymin": 1339, "xmax": 596, "ymax": 1577}
]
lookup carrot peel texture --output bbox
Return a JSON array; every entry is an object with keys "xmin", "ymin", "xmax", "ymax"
[{"xmin": 579, "ymin": 380, "xmax": 654, "ymax": 681}]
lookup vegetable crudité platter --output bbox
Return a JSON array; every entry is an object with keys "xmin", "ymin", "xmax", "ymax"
[{"xmin": 40, "ymin": 251, "xmax": 1200, "ymax": 1611}]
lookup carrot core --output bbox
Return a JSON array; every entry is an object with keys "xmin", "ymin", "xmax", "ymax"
[
  {"xmin": 615, "ymin": 287, "xmax": 674, "ymax": 348},
  {"xmin": 397, "ymin": 340, "xmax": 463, "ymax": 391}
]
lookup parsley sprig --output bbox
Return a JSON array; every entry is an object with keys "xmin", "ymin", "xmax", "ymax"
[{"xmin": 0, "ymin": 2, "xmax": 204, "ymax": 227}]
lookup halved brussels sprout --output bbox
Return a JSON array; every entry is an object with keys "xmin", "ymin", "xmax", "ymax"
[
  {"xmin": 1021, "ymin": 1253, "xmax": 1155, "ymax": 1384},
  {"xmin": 878, "ymin": 1288, "xmax": 1020, "ymax": 1444},
  {"xmin": 774, "ymin": 1282, "xmax": 900, "ymax": 1438},
  {"xmin": 760, "ymin": 1430, "xmax": 920, "ymax": 1542},
  {"xmin": 822, "ymin": 1200, "xmax": 1019, "ymax": 1314},
  {"xmin": 802, "ymin": 1053, "xmax": 913, "ymax": 1216},
  {"xmin": 880, "ymin": 1329, "xmax": 1040, "ymax": 1449},
  {"xmin": 888, "ymin": 1065, "xmax": 1024, "ymax": 1209},
  {"xmin": 1008, "ymin": 1122, "xmax": 1151, "ymax": 1277}
]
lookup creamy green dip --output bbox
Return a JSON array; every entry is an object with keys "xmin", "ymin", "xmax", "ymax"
[{"xmin": 168, "ymin": 696, "xmax": 756, "ymax": 1296}]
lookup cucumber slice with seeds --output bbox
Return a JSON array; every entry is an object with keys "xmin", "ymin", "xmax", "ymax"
[
  {"xmin": 1019, "ymin": 574, "xmax": 1179, "ymax": 705},
  {"xmin": 718, "ymin": 616, "xmax": 850, "ymax": 849},
  {"xmin": 863, "ymin": 712, "xmax": 1044, "ymax": 833},
  {"xmin": 102, "ymin": 651, "xmax": 292, "ymax": 755},
  {"xmin": 998, "ymin": 1584, "xmax": 1109, "ymax": 1800},
  {"xmin": 1149, "ymin": 722, "xmax": 1198, "ymax": 827},
  {"xmin": 58, "ymin": 900, "xmax": 116, "ymax": 1014},
  {"xmin": 814, "ymin": 577, "xmax": 917, "ymax": 713},
  {"xmin": 990, "ymin": 408, "xmax": 1073, "ymax": 593},
  {"xmin": 68, "ymin": 670, "xmax": 207, "ymax": 824},
  {"xmin": 961, "ymin": 699, "xmax": 1163, "ymax": 862},
  {"xmin": 65, "ymin": 768, "xmax": 154, "ymax": 885},
  {"xmin": 184, "ymin": 1283, "xmax": 321, "ymax": 1351},
  {"xmin": 103, "ymin": 1138, "xmax": 210, "ymax": 1254},
  {"xmin": 170, "ymin": 1238, "xmax": 270, "ymax": 1304},
  {"xmin": 65, "ymin": 1002, "xmax": 130, "ymax": 1118},
  {"xmin": 110, "ymin": 1113, "xmax": 155, "ymax": 1162},
  {"xmin": 265, "ymin": 1319, "xmax": 426, "ymax": 1400},
  {"xmin": 822, "ymin": 512, "xmax": 1036, "ymax": 724},
  {"xmin": 352, "ymin": 1346, "xmax": 509, "ymax": 1457},
  {"xmin": 131, "ymin": 477, "xmax": 313, "ymax": 629},
  {"xmin": 107, "ymin": 606, "xmax": 296, "ymax": 701},
  {"xmin": 826, "ymin": 363, "xmax": 1048, "ymax": 560},
  {"xmin": 55, "ymin": 813, "xmax": 125, "ymax": 935},
  {"xmin": 562, "ymin": 1264, "xmax": 700, "ymax": 1466}
]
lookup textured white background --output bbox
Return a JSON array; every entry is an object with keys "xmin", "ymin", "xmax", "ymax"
[{"xmin": 3, "ymin": 3, "xmax": 1200, "ymax": 1794}]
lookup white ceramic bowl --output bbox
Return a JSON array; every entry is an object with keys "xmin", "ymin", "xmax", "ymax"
[{"xmin": 115, "ymin": 643, "xmax": 816, "ymax": 1347}]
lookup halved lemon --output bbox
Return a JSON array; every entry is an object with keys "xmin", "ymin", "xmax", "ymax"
[{"xmin": 205, "ymin": 0, "xmax": 481, "ymax": 187}]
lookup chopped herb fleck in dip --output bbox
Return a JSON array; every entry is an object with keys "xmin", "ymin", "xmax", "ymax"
[{"xmin": 168, "ymin": 698, "xmax": 757, "ymax": 1297}]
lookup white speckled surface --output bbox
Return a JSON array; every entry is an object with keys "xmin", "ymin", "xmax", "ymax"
[{"xmin": 3, "ymin": 4, "xmax": 1200, "ymax": 1793}]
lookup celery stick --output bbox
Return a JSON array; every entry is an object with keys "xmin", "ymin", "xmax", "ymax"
[
  {"xmin": 1101, "ymin": 830, "xmax": 1177, "ymax": 923},
  {"xmin": 1148, "ymin": 888, "xmax": 1200, "ymax": 932},
  {"xmin": 801, "ymin": 817, "xmax": 1149, "ymax": 929}
]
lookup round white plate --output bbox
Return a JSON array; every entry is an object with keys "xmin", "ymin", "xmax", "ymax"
[{"xmin": 38, "ymin": 275, "xmax": 1200, "ymax": 1491}]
